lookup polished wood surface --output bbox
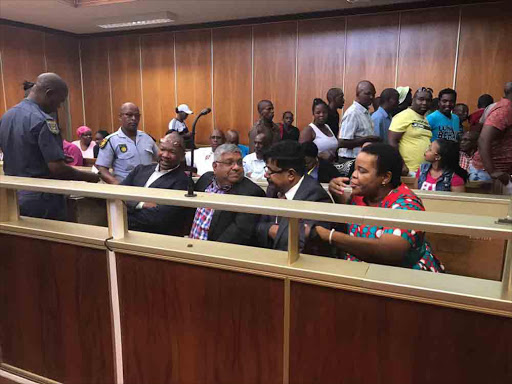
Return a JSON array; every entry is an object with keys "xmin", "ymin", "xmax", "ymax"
[
  {"xmin": 45, "ymin": 33, "xmax": 84, "ymax": 140},
  {"xmin": 80, "ymin": 37, "xmax": 113, "ymax": 131},
  {"xmin": 456, "ymin": 2, "xmax": 512, "ymax": 111},
  {"xmin": 175, "ymin": 29, "xmax": 213, "ymax": 144},
  {"xmin": 397, "ymin": 7, "xmax": 459, "ymax": 93},
  {"xmin": 117, "ymin": 252, "xmax": 284, "ymax": 383},
  {"xmin": 296, "ymin": 17, "xmax": 345, "ymax": 129},
  {"xmin": 289, "ymin": 281, "xmax": 512, "ymax": 384},
  {"xmin": 212, "ymin": 26, "xmax": 252, "ymax": 142},
  {"xmin": 0, "ymin": 234, "xmax": 115, "ymax": 383},
  {"xmin": 0, "ymin": 25, "xmax": 45, "ymax": 109},
  {"xmin": 253, "ymin": 21, "xmax": 297, "ymax": 125},
  {"xmin": 344, "ymin": 13, "xmax": 399, "ymax": 106},
  {"xmin": 108, "ymin": 35, "xmax": 143, "ymax": 129},
  {"xmin": 141, "ymin": 32, "xmax": 176, "ymax": 140}
]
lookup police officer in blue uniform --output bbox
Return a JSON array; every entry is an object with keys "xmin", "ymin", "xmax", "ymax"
[
  {"xmin": 96, "ymin": 102, "xmax": 158, "ymax": 184},
  {"xmin": 0, "ymin": 73, "xmax": 100, "ymax": 220}
]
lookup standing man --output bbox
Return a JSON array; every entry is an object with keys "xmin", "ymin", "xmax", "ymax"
[
  {"xmin": 338, "ymin": 81, "xmax": 381, "ymax": 161},
  {"xmin": 248, "ymin": 100, "xmax": 280, "ymax": 152},
  {"xmin": 389, "ymin": 87, "xmax": 433, "ymax": 175},
  {"xmin": 121, "ymin": 132, "xmax": 192, "ymax": 235},
  {"xmin": 225, "ymin": 129, "xmax": 249, "ymax": 158},
  {"xmin": 326, "ymin": 88, "xmax": 345, "ymax": 139},
  {"xmin": 371, "ymin": 88, "xmax": 399, "ymax": 143},
  {"xmin": 427, "ymin": 88, "xmax": 462, "ymax": 142},
  {"xmin": 243, "ymin": 132, "xmax": 271, "ymax": 181},
  {"xmin": 185, "ymin": 129, "xmax": 225, "ymax": 176},
  {"xmin": 0, "ymin": 73, "xmax": 99, "ymax": 220},
  {"xmin": 478, "ymin": 82, "xmax": 512, "ymax": 191},
  {"xmin": 96, "ymin": 102, "xmax": 159, "ymax": 184}
]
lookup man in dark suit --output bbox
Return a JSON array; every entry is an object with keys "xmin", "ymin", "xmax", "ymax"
[
  {"xmin": 257, "ymin": 140, "xmax": 333, "ymax": 252},
  {"xmin": 121, "ymin": 132, "xmax": 191, "ymax": 235},
  {"xmin": 190, "ymin": 143, "xmax": 266, "ymax": 246}
]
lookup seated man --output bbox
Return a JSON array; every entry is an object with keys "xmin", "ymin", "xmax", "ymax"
[
  {"xmin": 225, "ymin": 129, "xmax": 249, "ymax": 158},
  {"xmin": 302, "ymin": 141, "xmax": 341, "ymax": 183},
  {"xmin": 243, "ymin": 132, "xmax": 271, "ymax": 181},
  {"xmin": 189, "ymin": 144, "xmax": 266, "ymax": 245},
  {"xmin": 257, "ymin": 140, "xmax": 332, "ymax": 252},
  {"xmin": 121, "ymin": 132, "xmax": 191, "ymax": 235},
  {"xmin": 185, "ymin": 129, "xmax": 224, "ymax": 175}
]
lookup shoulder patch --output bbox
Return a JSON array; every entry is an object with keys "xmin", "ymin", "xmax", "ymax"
[
  {"xmin": 99, "ymin": 138, "xmax": 108, "ymax": 149},
  {"xmin": 46, "ymin": 120, "xmax": 60, "ymax": 135}
]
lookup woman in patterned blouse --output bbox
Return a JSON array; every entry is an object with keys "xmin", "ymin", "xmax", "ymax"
[{"xmin": 314, "ymin": 143, "xmax": 444, "ymax": 272}]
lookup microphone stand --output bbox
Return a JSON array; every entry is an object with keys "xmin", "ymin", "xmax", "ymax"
[{"xmin": 185, "ymin": 108, "xmax": 211, "ymax": 197}]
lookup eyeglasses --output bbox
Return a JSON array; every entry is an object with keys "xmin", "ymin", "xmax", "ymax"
[
  {"xmin": 215, "ymin": 160, "xmax": 243, "ymax": 168},
  {"xmin": 264, "ymin": 165, "xmax": 288, "ymax": 175}
]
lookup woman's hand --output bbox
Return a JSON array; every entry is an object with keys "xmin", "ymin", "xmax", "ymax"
[
  {"xmin": 314, "ymin": 225, "xmax": 330, "ymax": 241},
  {"xmin": 328, "ymin": 177, "xmax": 350, "ymax": 203}
]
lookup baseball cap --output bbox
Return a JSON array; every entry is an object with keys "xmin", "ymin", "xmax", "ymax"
[
  {"xmin": 396, "ymin": 86, "xmax": 411, "ymax": 104},
  {"xmin": 176, "ymin": 104, "xmax": 193, "ymax": 114}
]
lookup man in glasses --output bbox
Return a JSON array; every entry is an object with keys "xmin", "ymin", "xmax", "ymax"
[
  {"xmin": 190, "ymin": 144, "xmax": 266, "ymax": 245},
  {"xmin": 389, "ymin": 87, "xmax": 433, "ymax": 175},
  {"xmin": 185, "ymin": 129, "xmax": 225, "ymax": 176},
  {"xmin": 256, "ymin": 140, "xmax": 332, "ymax": 252},
  {"xmin": 96, "ymin": 102, "xmax": 158, "ymax": 184}
]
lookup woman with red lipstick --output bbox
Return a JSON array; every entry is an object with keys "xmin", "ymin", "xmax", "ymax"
[{"xmin": 314, "ymin": 143, "xmax": 444, "ymax": 272}]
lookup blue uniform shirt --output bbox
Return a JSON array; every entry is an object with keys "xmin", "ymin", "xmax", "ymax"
[
  {"xmin": 371, "ymin": 106, "xmax": 392, "ymax": 143},
  {"xmin": 0, "ymin": 98, "xmax": 65, "ymax": 177},
  {"xmin": 426, "ymin": 110, "xmax": 462, "ymax": 142},
  {"xmin": 95, "ymin": 127, "xmax": 158, "ymax": 182}
]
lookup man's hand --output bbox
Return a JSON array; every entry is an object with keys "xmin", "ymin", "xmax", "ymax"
[
  {"xmin": 268, "ymin": 224, "xmax": 279, "ymax": 239},
  {"xmin": 142, "ymin": 202, "xmax": 158, "ymax": 209}
]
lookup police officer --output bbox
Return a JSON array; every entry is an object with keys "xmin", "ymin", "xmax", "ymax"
[
  {"xmin": 96, "ymin": 102, "xmax": 158, "ymax": 184},
  {"xmin": 0, "ymin": 73, "xmax": 100, "ymax": 220}
]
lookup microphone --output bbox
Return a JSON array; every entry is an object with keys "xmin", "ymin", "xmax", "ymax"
[{"xmin": 185, "ymin": 107, "xmax": 212, "ymax": 197}]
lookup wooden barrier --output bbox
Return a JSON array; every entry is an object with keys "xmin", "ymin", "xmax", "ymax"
[{"xmin": 0, "ymin": 175, "xmax": 511, "ymax": 383}]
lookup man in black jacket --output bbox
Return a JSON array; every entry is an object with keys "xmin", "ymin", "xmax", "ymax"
[
  {"xmin": 121, "ymin": 132, "xmax": 191, "ymax": 235},
  {"xmin": 257, "ymin": 140, "xmax": 333, "ymax": 253},
  {"xmin": 190, "ymin": 144, "xmax": 266, "ymax": 245}
]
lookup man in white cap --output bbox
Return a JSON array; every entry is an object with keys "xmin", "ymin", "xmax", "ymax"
[
  {"xmin": 396, "ymin": 86, "xmax": 412, "ymax": 115},
  {"xmin": 168, "ymin": 104, "xmax": 193, "ymax": 148}
]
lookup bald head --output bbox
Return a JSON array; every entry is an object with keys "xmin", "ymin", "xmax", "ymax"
[
  {"xmin": 159, "ymin": 132, "xmax": 185, "ymax": 170},
  {"xmin": 225, "ymin": 130, "xmax": 240, "ymax": 145},
  {"xmin": 210, "ymin": 129, "xmax": 225, "ymax": 151},
  {"xmin": 28, "ymin": 72, "xmax": 68, "ymax": 114},
  {"xmin": 355, "ymin": 81, "xmax": 376, "ymax": 108},
  {"xmin": 119, "ymin": 102, "xmax": 141, "ymax": 134},
  {"xmin": 257, "ymin": 100, "xmax": 275, "ymax": 122}
]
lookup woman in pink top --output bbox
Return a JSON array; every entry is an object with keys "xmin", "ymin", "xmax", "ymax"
[
  {"xmin": 72, "ymin": 126, "xmax": 96, "ymax": 158},
  {"xmin": 416, "ymin": 139, "xmax": 467, "ymax": 192}
]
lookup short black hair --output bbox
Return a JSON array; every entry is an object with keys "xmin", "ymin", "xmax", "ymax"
[
  {"xmin": 96, "ymin": 130, "xmax": 109, "ymax": 138},
  {"xmin": 360, "ymin": 143, "xmax": 403, "ymax": 188},
  {"xmin": 301, "ymin": 141, "xmax": 318, "ymax": 158},
  {"xmin": 380, "ymin": 88, "xmax": 399, "ymax": 104},
  {"xmin": 438, "ymin": 88, "xmax": 457, "ymax": 102},
  {"xmin": 477, "ymin": 94, "xmax": 494, "ymax": 109},
  {"xmin": 257, "ymin": 99, "xmax": 273, "ymax": 113},
  {"xmin": 263, "ymin": 140, "xmax": 305, "ymax": 176},
  {"xmin": 454, "ymin": 103, "xmax": 468, "ymax": 111},
  {"xmin": 22, "ymin": 81, "xmax": 35, "ymax": 91},
  {"xmin": 312, "ymin": 98, "xmax": 328, "ymax": 114},
  {"xmin": 283, "ymin": 110, "xmax": 293, "ymax": 118},
  {"xmin": 326, "ymin": 88, "xmax": 343, "ymax": 103}
]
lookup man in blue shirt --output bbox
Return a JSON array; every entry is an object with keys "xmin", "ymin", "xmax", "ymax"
[
  {"xmin": 96, "ymin": 102, "xmax": 159, "ymax": 184},
  {"xmin": 427, "ymin": 88, "xmax": 462, "ymax": 142},
  {"xmin": 371, "ymin": 88, "xmax": 399, "ymax": 143},
  {"xmin": 0, "ymin": 73, "xmax": 99, "ymax": 220}
]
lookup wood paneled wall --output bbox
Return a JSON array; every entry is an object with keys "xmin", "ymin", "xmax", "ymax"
[{"xmin": 1, "ymin": 1, "xmax": 511, "ymax": 144}]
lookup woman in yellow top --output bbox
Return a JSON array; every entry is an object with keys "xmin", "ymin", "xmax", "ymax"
[{"xmin": 388, "ymin": 87, "xmax": 433, "ymax": 175}]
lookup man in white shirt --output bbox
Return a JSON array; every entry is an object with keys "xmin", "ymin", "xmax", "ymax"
[
  {"xmin": 243, "ymin": 132, "xmax": 270, "ymax": 181},
  {"xmin": 186, "ymin": 129, "xmax": 225, "ymax": 175},
  {"xmin": 338, "ymin": 81, "xmax": 381, "ymax": 160}
]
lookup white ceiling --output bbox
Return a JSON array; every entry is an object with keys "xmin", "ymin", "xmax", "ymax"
[{"xmin": 0, "ymin": 0, "xmax": 424, "ymax": 34}]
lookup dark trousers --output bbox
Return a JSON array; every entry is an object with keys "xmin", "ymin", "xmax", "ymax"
[{"xmin": 18, "ymin": 191, "xmax": 67, "ymax": 221}]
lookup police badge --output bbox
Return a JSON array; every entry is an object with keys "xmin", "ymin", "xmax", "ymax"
[
  {"xmin": 46, "ymin": 120, "xmax": 60, "ymax": 135},
  {"xmin": 119, "ymin": 144, "xmax": 128, "ymax": 153}
]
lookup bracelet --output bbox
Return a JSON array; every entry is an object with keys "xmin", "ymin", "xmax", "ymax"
[{"xmin": 328, "ymin": 228, "xmax": 336, "ymax": 245}]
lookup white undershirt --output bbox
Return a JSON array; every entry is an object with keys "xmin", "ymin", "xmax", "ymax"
[
  {"xmin": 284, "ymin": 176, "xmax": 304, "ymax": 200},
  {"xmin": 136, "ymin": 164, "xmax": 179, "ymax": 209}
]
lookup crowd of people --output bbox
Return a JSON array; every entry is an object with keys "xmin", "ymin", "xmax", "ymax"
[{"xmin": 0, "ymin": 72, "xmax": 511, "ymax": 273}]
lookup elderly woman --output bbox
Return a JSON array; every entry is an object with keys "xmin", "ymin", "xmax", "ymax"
[
  {"xmin": 313, "ymin": 143, "xmax": 444, "ymax": 272},
  {"xmin": 72, "ymin": 126, "xmax": 96, "ymax": 158}
]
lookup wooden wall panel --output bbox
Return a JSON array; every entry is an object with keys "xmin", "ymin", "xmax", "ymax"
[
  {"xmin": 108, "ymin": 35, "xmax": 143, "ymax": 130},
  {"xmin": 175, "ymin": 29, "xmax": 213, "ymax": 145},
  {"xmin": 0, "ymin": 26, "xmax": 5, "ymax": 113},
  {"xmin": 290, "ymin": 281, "xmax": 512, "ymax": 384},
  {"xmin": 397, "ymin": 7, "xmax": 459, "ymax": 96},
  {"xmin": 80, "ymin": 38, "xmax": 113, "ymax": 131},
  {"xmin": 45, "ymin": 33, "xmax": 84, "ymax": 140},
  {"xmin": 141, "ymin": 32, "xmax": 176, "ymax": 140},
  {"xmin": 0, "ymin": 234, "xmax": 115, "ymax": 383},
  {"xmin": 212, "ymin": 26, "xmax": 252, "ymax": 144},
  {"xmin": 0, "ymin": 25, "xmax": 45, "ymax": 109},
  {"xmin": 456, "ymin": 1, "xmax": 512, "ymax": 112},
  {"xmin": 117, "ymin": 253, "xmax": 284, "ymax": 384},
  {"xmin": 297, "ymin": 17, "xmax": 345, "ymax": 129},
  {"xmin": 253, "ymin": 22, "xmax": 297, "ymax": 131},
  {"xmin": 344, "ymin": 13, "xmax": 399, "ymax": 108}
]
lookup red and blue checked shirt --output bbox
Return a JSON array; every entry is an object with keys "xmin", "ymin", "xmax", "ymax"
[{"xmin": 189, "ymin": 178, "xmax": 231, "ymax": 240}]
